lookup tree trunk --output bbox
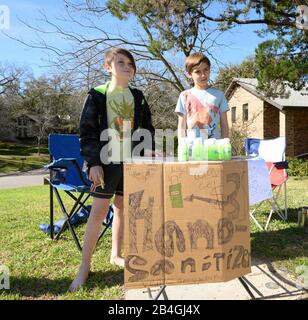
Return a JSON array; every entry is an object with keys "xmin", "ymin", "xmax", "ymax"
[{"xmin": 37, "ymin": 136, "xmax": 41, "ymax": 156}]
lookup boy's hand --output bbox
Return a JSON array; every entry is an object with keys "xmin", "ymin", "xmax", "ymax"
[
  {"xmin": 89, "ymin": 165, "xmax": 104, "ymax": 184},
  {"xmin": 144, "ymin": 149, "xmax": 164, "ymax": 157},
  {"xmin": 144, "ymin": 149, "xmax": 155, "ymax": 157}
]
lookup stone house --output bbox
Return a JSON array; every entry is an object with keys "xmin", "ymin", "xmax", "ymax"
[
  {"xmin": 16, "ymin": 115, "xmax": 36, "ymax": 139},
  {"xmin": 225, "ymin": 78, "xmax": 308, "ymax": 157},
  {"xmin": 0, "ymin": 114, "xmax": 73, "ymax": 142}
]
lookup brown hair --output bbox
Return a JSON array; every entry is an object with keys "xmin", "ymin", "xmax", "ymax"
[
  {"xmin": 185, "ymin": 52, "xmax": 211, "ymax": 74},
  {"xmin": 104, "ymin": 47, "xmax": 136, "ymax": 74}
]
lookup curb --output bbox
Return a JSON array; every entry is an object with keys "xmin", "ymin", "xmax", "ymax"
[{"xmin": 0, "ymin": 169, "xmax": 48, "ymax": 177}]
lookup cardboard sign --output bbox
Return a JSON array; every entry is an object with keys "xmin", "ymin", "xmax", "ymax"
[{"xmin": 124, "ymin": 160, "xmax": 251, "ymax": 289}]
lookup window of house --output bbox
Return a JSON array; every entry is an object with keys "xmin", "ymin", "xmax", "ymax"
[
  {"xmin": 17, "ymin": 128, "xmax": 23, "ymax": 138},
  {"xmin": 23, "ymin": 128, "xmax": 28, "ymax": 138},
  {"xmin": 242, "ymin": 104, "xmax": 248, "ymax": 122},
  {"xmin": 17, "ymin": 116, "xmax": 30, "ymax": 138},
  {"xmin": 231, "ymin": 107, "xmax": 236, "ymax": 123}
]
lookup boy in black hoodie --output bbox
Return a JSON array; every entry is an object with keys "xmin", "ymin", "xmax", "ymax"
[{"xmin": 70, "ymin": 48, "xmax": 155, "ymax": 292}]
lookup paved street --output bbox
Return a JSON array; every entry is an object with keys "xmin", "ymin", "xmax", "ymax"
[{"xmin": 0, "ymin": 169, "xmax": 48, "ymax": 189}]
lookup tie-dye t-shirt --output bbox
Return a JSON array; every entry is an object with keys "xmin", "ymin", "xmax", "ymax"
[{"xmin": 175, "ymin": 87, "xmax": 229, "ymax": 139}]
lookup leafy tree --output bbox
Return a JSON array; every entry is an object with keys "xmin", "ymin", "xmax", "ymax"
[
  {"xmin": 0, "ymin": 61, "xmax": 87, "ymax": 146},
  {"xmin": 107, "ymin": 0, "xmax": 307, "ymax": 96},
  {"xmin": 179, "ymin": 0, "xmax": 308, "ymax": 95},
  {"xmin": 8, "ymin": 0, "xmax": 307, "ymax": 103},
  {"xmin": 214, "ymin": 57, "xmax": 259, "ymax": 92},
  {"xmin": 11, "ymin": 75, "xmax": 82, "ymax": 153},
  {"xmin": 0, "ymin": 64, "xmax": 30, "ymax": 140},
  {"xmin": 255, "ymin": 35, "xmax": 308, "ymax": 97},
  {"xmin": 10, "ymin": 0, "xmax": 228, "ymax": 94},
  {"xmin": 107, "ymin": 0, "xmax": 222, "ymax": 92}
]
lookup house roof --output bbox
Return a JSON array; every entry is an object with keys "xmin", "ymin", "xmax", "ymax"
[
  {"xmin": 225, "ymin": 78, "xmax": 308, "ymax": 110},
  {"xmin": 17, "ymin": 114, "xmax": 37, "ymax": 122}
]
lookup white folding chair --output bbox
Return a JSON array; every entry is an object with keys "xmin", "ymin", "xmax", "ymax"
[{"xmin": 245, "ymin": 137, "xmax": 288, "ymax": 230}]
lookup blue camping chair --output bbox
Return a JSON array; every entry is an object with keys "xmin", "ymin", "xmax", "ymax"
[
  {"xmin": 245, "ymin": 137, "xmax": 288, "ymax": 230},
  {"xmin": 45, "ymin": 134, "xmax": 113, "ymax": 251}
]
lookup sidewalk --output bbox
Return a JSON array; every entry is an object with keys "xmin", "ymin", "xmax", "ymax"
[
  {"xmin": 0, "ymin": 169, "xmax": 48, "ymax": 189},
  {"xmin": 125, "ymin": 258, "xmax": 308, "ymax": 300}
]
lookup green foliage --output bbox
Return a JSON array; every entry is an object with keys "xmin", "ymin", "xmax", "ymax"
[
  {"xmin": 214, "ymin": 57, "xmax": 259, "ymax": 91},
  {"xmin": 287, "ymin": 157, "xmax": 308, "ymax": 177},
  {"xmin": 199, "ymin": 1, "xmax": 307, "ymax": 96},
  {"xmin": 255, "ymin": 34, "xmax": 308, "ymax": 97},
  {"xmin": 153, "ymin": 1, "xmax": 302, "ymax": 92},
  {"xmin": 106, "ymin": 0, "xmax": 208, "ymax": 57},
  {"xmin": 68, "ymin": 0, "xmax": 307, "ymax": 97},
  {"xmin": 229, "ymin": 126, "xmax": 246, "ymax": 156},
  {"xmin": 0, "ymin": 70, "xmax": 85, "ymax": 145}
]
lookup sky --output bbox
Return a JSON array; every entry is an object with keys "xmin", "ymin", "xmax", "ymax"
[{"xmin": 0, "ymin": 0, "xmax": 272, "ymax": 80}]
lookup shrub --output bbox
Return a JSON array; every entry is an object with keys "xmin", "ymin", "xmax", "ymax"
[
  {"xmin": 287, "ymin": 157, "xmax": 308, "ymax": 177},
  {"xmin": 230, "ymin": 127, "xmax": 246, "ymax": 156}
]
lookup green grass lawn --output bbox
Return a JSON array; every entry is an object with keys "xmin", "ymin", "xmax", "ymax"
[
  {"xmin": 0, "ymin": 142, "xmax": 49, "ymax": 174},
  {"xmin": 250, "ymin": 176, "xmax": 308, "ymax": 275},
  {"xmin": 0, "ymin": 177, "xmax": 307, "ymax": 300},
  {"xmin": 0, "ymin": 186, "xmax": 123, "ymax": 300}
]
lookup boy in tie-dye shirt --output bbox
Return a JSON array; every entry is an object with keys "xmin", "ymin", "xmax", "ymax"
[{"xmin": 175, "ymin": 53, "xmax": 229, "ymax": 139}]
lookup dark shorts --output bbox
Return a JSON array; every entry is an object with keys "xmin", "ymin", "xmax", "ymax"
[{"xmin": 89, "ymin": 163, "xmax": 123, "ymax": 199}]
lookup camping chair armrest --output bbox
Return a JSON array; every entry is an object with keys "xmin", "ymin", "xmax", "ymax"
[
  {"xmin": 45, "ymin": 158, "xmax": 90, "ymax": 187},
  {"xmin": 273, "ymin": 161, "xmax": 288, "ymax": 169},
  {"xmin": 45, "ymin": 158, "xmax": 78, "ymax": 170}
]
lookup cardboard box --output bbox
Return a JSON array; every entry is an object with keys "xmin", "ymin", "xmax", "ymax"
[{"xmin": 124, "ymin": 159, "xmax": 250, "ymax": 289}]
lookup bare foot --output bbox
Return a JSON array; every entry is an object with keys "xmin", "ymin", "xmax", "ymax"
[
  {"xmin": 69, "ymin": 266, "xmax": 90, "ymax": 292},
  {"xmin": 110, "ymin": 256, "xmax": 125, "ymax": 268}
]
